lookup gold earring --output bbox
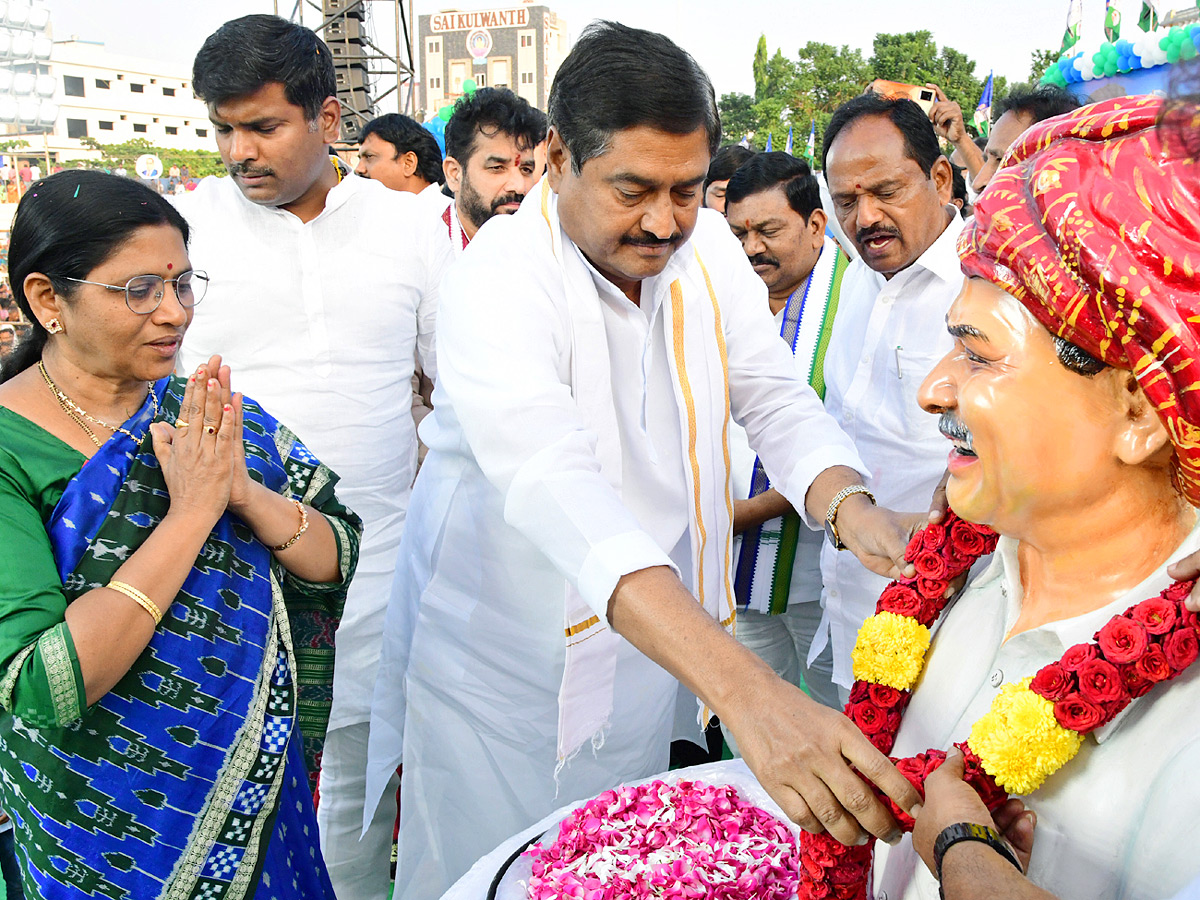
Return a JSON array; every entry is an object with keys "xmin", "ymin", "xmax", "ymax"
[{"xmin": 45, "ymin": 318, "xmax": 63, "ymax": 334}]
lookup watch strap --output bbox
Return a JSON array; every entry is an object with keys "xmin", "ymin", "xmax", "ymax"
[{"xmin": 933, "ymin": 822, "xmax": 1023, "ymax": 887}]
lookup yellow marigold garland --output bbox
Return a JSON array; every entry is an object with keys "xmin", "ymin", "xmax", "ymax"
[
  {"xmin": 968, "ymin": 678, "xmax": 1084, "ymax": 794},
  {"xmin": 850, "ymin": 612, "xmax": 931, "ymax": 691}
]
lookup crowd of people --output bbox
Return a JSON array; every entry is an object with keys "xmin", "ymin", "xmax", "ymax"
[{"xmin": 0, "ymin": 10, "xmax": 1197, "ymax": 900}]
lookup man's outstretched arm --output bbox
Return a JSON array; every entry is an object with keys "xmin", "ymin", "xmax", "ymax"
[{"xmin": 608, "ymin": 563, "xmax": 919, "ymax": 847}]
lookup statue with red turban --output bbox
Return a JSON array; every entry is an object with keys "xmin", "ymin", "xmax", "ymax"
[{"xmin": 864, "ymin": 95, "xmax": 1200, "ymax": 900}]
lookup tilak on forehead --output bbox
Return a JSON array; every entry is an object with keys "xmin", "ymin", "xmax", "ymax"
[{"xmin": 959, "ymin": 95, "xmax": 1200, "ymax": 504}]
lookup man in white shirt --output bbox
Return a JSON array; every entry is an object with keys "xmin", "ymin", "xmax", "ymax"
[
  {"xmin": 176, "ymin": 16, "xmax": 453, "ymax": 900},
  {"xmin": 815, "ymin": 93, "xmax": 963, "ymax": 696},
  {"xmin": 438, "ymin": 86, "xmax": 546, "ymax": 254},
  {"xmin": 355, "ymin": 112, "xmax": 446, "ymax": 196},
  {"xmin": 368, "ymin": 21, "xmax": 924, "ymax": 899},
  {"xmin": 874, "ymin": 96, "xmax": 1200, "ymax": 900},
  {"xmin": 722, "ymin": 151, "xmax": 850, "ymax": 711}
]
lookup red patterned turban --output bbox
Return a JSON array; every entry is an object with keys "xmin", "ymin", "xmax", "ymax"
[{"xmin": 959, "ymin": 96, "xmax": 1200, "ymax": 505}]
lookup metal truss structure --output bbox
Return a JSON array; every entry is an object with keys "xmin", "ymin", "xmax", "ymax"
[{"xmin": 277, "ymin": 0, "xmax": 415, "ymax": 143}]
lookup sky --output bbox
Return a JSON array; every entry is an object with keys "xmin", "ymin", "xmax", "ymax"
[{"xmin": 43, "ymin": 0, "xmax": 1135, "ymax": 109}]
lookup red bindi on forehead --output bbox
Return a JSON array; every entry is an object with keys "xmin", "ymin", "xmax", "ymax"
[
  {"xmin": 513, "ymin": 153, "xmax": 522, "ymax": 167},
  {"xmin": 167, "ymin": 263, "xmax": 173, "ymax": 270}
]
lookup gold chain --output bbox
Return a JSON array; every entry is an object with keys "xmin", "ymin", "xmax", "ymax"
[
  {"xmin": 38, "ymin": 360, "xmax": 158, "ymax": 446},
  {"xmin": 332, "ymin": 154, "xmax": 345, "ymax": 184}
]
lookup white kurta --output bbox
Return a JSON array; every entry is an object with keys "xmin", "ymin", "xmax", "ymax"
[
  {"xmin": 175, "ymin": 172, "xmax": 453, "ymax": 731},
  {"xmin": 874, "ymin": 521, "xmax": 1200, "ymax": 900},
  {"xmin": 367, "ymin": 187, "xmax": 865, "ymax": 899},
  {"xmin": 815, "ymin": 216, "xmax": 964, "ymax": 687}
]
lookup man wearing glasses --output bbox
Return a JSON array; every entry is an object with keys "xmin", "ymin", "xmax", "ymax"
[{"xmin": 173, "ymin": 15, "xmax": 453, "ymax": 900}]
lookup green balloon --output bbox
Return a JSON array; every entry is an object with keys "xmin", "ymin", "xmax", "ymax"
[
  {"xmin": 1093, "ymin": 51, "xmax": 1106, "ymax": 65},
  {"xmin": 1182, "ymin": 40, "xmax": 1198, "ymax": 61},
  {"xmin": 1167, "ymin": 44, "xmax": 1182, "ymax": 64},
  {"xmin": 462, "ymin": 78, "xmax": 477, "ymax": 95},
  {"xmin": 438, "ymin": 104, "xmax": 453, "ymax": 122},
  {"xmin": 1104, "ymin": 59, "xmax": 1119, "ymax": 76}
]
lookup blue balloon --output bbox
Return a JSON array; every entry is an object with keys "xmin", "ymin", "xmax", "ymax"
[{"xmin": 423, "ymin": 118, "xmax": 446, "ymax": 154}]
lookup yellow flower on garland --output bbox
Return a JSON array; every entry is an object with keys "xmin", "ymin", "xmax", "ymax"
[
  {"xmin": 969, "ymin": 678, "xmax": 1084, "ymax": 795},
  {"xmin": 851, "ymin": 612, "xmax": 930, "ymax": 690}
]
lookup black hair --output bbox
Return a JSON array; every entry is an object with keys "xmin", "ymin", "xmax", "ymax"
[
  {"xmin": 0, "ymin": 171, "xmax": 189, "ymax": 383},
  {"xmin": 822, "ymin": 93, "xmax": 941, "ymax": 177},
  {"xmin": 946, "ymin": 155, "xmax": 969, "ymax": 218},
  {"xmin": 974, "ymin": 134, "xmax": 988, "ymax": 152},
  {"xmin": 444, "ymin": 87, "xmax": 547, "ymax": 166},
  {"xmin": 724, "ymin": 152, "xmax": 822, "ymax": 220},
  {"xmin": 193, "ymin": 15, "xmax": 335, "ymax": 120},
  {"xmin": 360, "ymin": 113, "xmax": 445, "ymax": 185},
  {"xmin": 1054, "ymin": 336, "xmax": 1108, "ymax": 377},
  {"xmin": 548, "ymin": 20, "xmax": 721, "ymax": 173},
  {"xmin": 704, "ymin": 144, "xmax": 755, "ymax": 194},
  {"xmin": 995, "ymin": 85, "xmax": 1080, "ymax": 127}
]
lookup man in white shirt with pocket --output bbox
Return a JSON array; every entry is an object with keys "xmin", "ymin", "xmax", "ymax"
[
  {"xmin": 815, "ymin": 92, "xmax": 965, "ymax": 698},
  {"xmin": 175, "ymin": 15, "xmax": 453, "ymax": 900}
]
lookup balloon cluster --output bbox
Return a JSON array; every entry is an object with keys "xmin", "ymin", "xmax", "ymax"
[
  {"xmin": 1160, "ymin": 24, "xmax": 1200, "ymax": 65},
  {"xmin": 422, "ymin": 78, "xmax": 480, "ymax": 155},
  {"xmin": 1042, "ymin": 24, "xmax": 1200, "ymax": 88}
]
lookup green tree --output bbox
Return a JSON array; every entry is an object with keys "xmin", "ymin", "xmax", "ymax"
[
  {"xmin": 869, "ymin": 31, "xmax": 1006, "ymax": 137},
  {"xmin": 67, "ymin": 137, "xmax": 226, "ymax": 177},
  {"xmin": 752, "ymin": 35, "xmax": 770, "ymax": 99},
  {"xmin": 738, "ymin": 32, "xmax": 1002, "ymax": 158},
  {"xmin": 1029, "ymin": 47, "xmax": 1059, "ymax": 86},
  {"xmin": 789, "ymin": 42, "xmax": 872, "ymax": 162},
  {"xmin": 718, "ymin": 92, "xmax": 755, "ymax": 145}
]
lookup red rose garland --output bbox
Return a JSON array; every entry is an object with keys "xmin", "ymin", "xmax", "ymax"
[{"xmin": 798, "ymin": 512, "xmax": 1200, "ymax": 900}]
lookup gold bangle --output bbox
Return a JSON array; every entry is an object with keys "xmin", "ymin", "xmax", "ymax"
[
  {"xmin": 272, "ymin": 499, "xmax": 310, "ymax": 552},
  {"xmin": 108, "ymin": 579, "xmax": 163, "ymax": 625}
]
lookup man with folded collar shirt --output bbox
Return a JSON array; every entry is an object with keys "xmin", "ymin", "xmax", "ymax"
[{"xmin": 814, "ymin": 92, "xmax": 965, "ymax": 702}]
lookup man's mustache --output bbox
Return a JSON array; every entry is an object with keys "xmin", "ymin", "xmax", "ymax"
[
  {"xmin": 856, "ymin": 225, "xmax": 901, "ymax": 245},
  {"xmin": 622, "ymin": 232, "xmax": 682, "ymax": 247},
  {"xmin": 491, "ymin": 192, "xmax": 524, "ymax": 211},
  {"xmin": 748, "ymin": 253, "xmax": 779, "ymax": 268},
  {"xmin": 227, "ymin": 162, "xmax": 273, "ymax": 178},
  {"xmin": 938, "ymin": 411, "xmax": 974, "ymax": 453}
]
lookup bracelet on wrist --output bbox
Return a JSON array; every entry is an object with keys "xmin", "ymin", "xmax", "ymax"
[{"xmin": 271, "ymin": 498, "xmax": 309, "ymax": 552}]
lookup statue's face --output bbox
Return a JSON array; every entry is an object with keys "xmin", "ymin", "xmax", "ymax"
[{"xmin": 918, "ymin": 278, "xmax": 1135, "ymax": 533}]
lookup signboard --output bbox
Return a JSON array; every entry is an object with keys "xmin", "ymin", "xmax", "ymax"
[{"xmin": 430, "ymin": 7, "xmax": 528, "ymax": 33}]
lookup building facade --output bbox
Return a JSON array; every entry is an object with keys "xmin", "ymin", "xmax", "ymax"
[
  {"xmin": 44, "ymin": 39, "xmax": 212, "ymax": 162},
  {"xmin": 417, "ymin": 4, "xmax": 568, "ymax": 114}
]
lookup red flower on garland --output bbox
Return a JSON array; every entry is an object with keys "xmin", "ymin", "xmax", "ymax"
[
  {"xmin": 1165, "ymin": 628, "xmax": 1200, "ymax": 671},
  {"xmin": 1131, "ymin": 597, "xmax": 1178, "ymax": 635},
  {"xmin": 1029, "ymin": 662, "xmax": 1072, "ymax": 701},
  {"xmin": 1097, "ymin": 617, "xmax": 1150, "ymax": 664},
  {"xmin": 1052, "ymin": 693, "xmax": 1106, "ymax": 731},
  {"xmin": 877, "ymin": 584, "xmax": 925, "ymax": 620},
  {"xmin": 1075, "ymin": 658, "xmax": 1127, "ymax": 706},
  {"xmin": 1135, "ymin": 644, "xmax": 1172, "ymax": 682},
  {"xmin": 913, "ymin": 551, "xmax": 950, "ymax": 581},
  {"xmin": 799, "ymin": 510, "xmax": 1200, "ymax": 900},
  {"xmin": 1060, "ymin": 643, "xmax": 1099, "ymax": 672}
]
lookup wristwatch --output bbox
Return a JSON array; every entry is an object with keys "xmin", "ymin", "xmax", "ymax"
[
  {"xmin": 824, "ymin": 484, "xmax": 875, "ymax": 550},
  {"xmin": 933, "ymin": 822, "xmax": 1023, "ymax": 900}
]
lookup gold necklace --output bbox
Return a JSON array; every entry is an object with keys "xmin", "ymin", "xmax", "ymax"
[
  {"xmin": 331, "ymin": 154, "xmax": 345, "ymax": 184},
  {"xmin": 38, "ymin": 361, "xmax": 158, "ymax": 447}
]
